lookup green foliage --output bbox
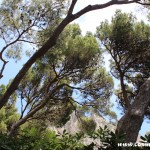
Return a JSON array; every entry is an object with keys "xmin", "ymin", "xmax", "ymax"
[
  {"xmin": 79, "ymin": 117, "xmax": 97, "ymax": 135},
  {"xmin": 90, "ymin": 125, "xmax": 125, "ymax": 150},
  {"xmin": 0, "ymin": 0, "xmax": 114, "ymax": 133},
  {"xmin": 57, "ymin": 130, "xmax": 85, "ymax": 150},
  {"xmin": 0, "ymin": 0, "xmax": 67, "ymax": 60},
  {"xmin": 0, "ymin": 84, "xmax": 6, "ymax": 98},
  {"xmin": 64, "ymin": 23, "xmax": 82, "ymax": 39},
  {"xmin": 1, "ymin": 0, "xmax": 113, "ymax": 140},
  {"xmin": 0, "ymin": 0, "xmax": 149, "ymax": 146},
  {"xmin": 97, "ymin": 10, "xmax": 150, "ymax": 81},
  {"xmin": 140, "ymin": 133, "xmax": 150, "ymax": 143},
  {"xmin": 0, "ymin": 84, "xmax": 19, "ymax": 134},
  {"xmin": 96, "ymin": 9, "xmax": 150, "ymax": 110},
  {"xmin": 107, "ymin": 111, "xmax": 117, "ymax": 125},
  {"xmin": 0, "ymin": 128, "xmax": 85, "ymax": 150},
  {"xmin": 11, "ymin": 23, "xmax": 114, "ymax": 133},
  {"xmin": 0, "ymin": 107, "xmax": 19, "ymax": 134},
  {"xmin": 138, "ymin": 133, "xmax": 150, "ymax": 150},
  {"xmin": 1, "ymin": 125, "xmax": 150, "ymax": 150}
]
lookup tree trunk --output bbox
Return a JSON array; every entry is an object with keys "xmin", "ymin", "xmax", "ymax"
[
  {"xmin": 120, "ymin": 74, "xmax": 130, "ymax": 108},
  {"xmin": 116, "ymin": 77, "xmax": 150, "ymax": 143}
]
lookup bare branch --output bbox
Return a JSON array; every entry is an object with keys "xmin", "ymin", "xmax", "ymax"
[
  {"xmin": 136, "ymin": 1, "xmax": 150, "ymax": 5},
  {"xmin": 18, "ymin": 39, "xmax": 39, "ymax": 44},
  {"xmin": 67, "ymin": 0, "xmax": 77, "ymax": 15},
  {"xmin": 72, "ymin": 0, "xmax": 137, "ymax": 20},
  {"xmin": 0, "ymin": 52, "xmax": 8, "ymax": 79}
]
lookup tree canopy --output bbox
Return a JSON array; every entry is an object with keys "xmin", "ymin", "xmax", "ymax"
[
  {"xmin": 5, "ymin": 23, "xmax": 114, "ymax": 136},
  {"xmin": 0, "ymin": 0, "xmax": 150, "ymax": 145},
  {"xmin": 96, "ymin": 9, "xmax": 150, "ymax": 109}
]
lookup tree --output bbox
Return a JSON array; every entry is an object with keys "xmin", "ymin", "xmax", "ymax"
[
  {"xmin": 6, "ymin": 24, "xmax": 114, "ymax": 136},
  {"xmin": 107, "ymin": 111, "xmax": 117, "ymax": 125},
  {"xmin": 0, "ymin": 0, "xmax": 147, "ymax": 109},
  {"xmin": 0, "ymin": 0, "xmax": 149, "ymax": 141},
  {"xmin": 96, "ymin": 10, "xmax": 150, "ymax": 142}
]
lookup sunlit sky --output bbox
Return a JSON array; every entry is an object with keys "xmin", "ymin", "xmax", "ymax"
[{"xmin": 0, "ymin": 0, "xmax": 149, "ymax": 136}]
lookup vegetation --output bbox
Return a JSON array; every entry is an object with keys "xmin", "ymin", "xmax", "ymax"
[
  {"xmin": 96, "ymin": 10, "xmax": 150, "ymax": 109},
  {"xmin": 78, "ymin": 117, "xmax": 97, "ymax": 135},
  {"xmin": 0, "ymin": 125, "xmax": 150, "ymax": 150},
  {"xmin": 0, "ymin": 0, "xmax": 150, "ymax": 148},
  {"xmin": 0, "ymin": 84, "xmax": 19, "ymax": 134},
  {"xmin": 6, "ymin": 23, "xmax": 114, "ymax": 136},
  {"xmin": 96, "ymin": 9, "xmax": 150, "ymax": 142}
]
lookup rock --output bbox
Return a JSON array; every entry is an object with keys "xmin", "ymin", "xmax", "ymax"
[
  {"xmin": 48, "ymin": 111, "xmax": 115, "ymax": 148},
  {"xmin": 48, "ymin": 111, "xmax": 141, "ymax": 148}
]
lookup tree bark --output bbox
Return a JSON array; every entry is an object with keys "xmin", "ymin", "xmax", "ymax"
[
  {"xmin": 120, "ymin": 73, "xmax": 130, "ymax": 108},
  {"xmin": 116, "ymin": 77, "xmax": 150, "ymax": 143}
]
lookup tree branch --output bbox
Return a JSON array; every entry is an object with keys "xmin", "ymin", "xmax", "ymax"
[
  {"xmin": 136, "ymin": 1, "xmax": 150, "ymax": 5},
  {"xmin": 0, "ymin": 54, "xmax": 8, "ymax": 79},
  {"xmin": 72, "ymin": 0, "xmax": 137, "ymax": 20},
  {"xmin": 0, "ymin": 0, "xmax": 141, "ymax": 110},
  {"xmin": 7, "ymin": 83, "xmax": 66, "ymax": 136},
  {"xmin": 67, "ymin": 0, "xmax": 77, "ymax": 15}
]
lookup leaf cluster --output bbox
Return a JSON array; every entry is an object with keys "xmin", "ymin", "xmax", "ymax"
[{"xmin": 96, "ymin": 10, "xmax": 150, "ymax": 110}]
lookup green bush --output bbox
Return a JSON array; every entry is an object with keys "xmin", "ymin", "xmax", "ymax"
[
  {"xmin": 0, "ymin": 128, "xmax": 85, "ymax": 150},
  {"xmin": 79, "ymin": 117, "xmax": 96, "ymax": 135},
  {"xmin": 0, "ymin": 126, "xmax": 149, "ymax": 150}
]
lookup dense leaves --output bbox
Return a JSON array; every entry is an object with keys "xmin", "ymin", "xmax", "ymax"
[
  {"xmin": 0, "ymin": 0, "xmax": 150, "ymax": 145},
  {"xmin": 1, "ymin": 125, "xmax": 150, "ymax": 150},
  {"xmin": 96, "ymin": 10, "xmax": 150, "ymax": 110},
  {"xmin": 79, "ymin": 117, "xmax": 97, "ymax": 135},
  {"xmin": 4, "ymin": 24, "xmax": 113, "ymax": 135}
]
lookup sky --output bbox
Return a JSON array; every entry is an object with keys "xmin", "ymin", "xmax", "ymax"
[
  {"xmin": 0, "ymin": 0, "xmax": 149, "ymax": 136},
  {"xmin": 73, "ymin": 0, "xmax": 148, "ymax": 35},
  {"xmin": 72, "ymin": 0, "xmax": 150, "ymax": 136}
]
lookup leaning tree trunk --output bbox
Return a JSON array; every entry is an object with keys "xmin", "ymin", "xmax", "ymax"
[{"xmin": 116, "ymin": 77, "xmax": 150, "ymax": 143}]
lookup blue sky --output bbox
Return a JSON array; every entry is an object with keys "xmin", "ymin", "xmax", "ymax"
[{"xmin": 0, "ymin": 0, "xmax": 149, "ymax": 136}]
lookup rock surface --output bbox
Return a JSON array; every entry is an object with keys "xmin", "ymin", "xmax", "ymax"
[
  {"xmin": 48, "ymin": 111, "xmax": 115, "ymax": 134},
  {"xmin": 48, "ymin": 111, "xmax": 141, "ymax": 148},
  {"xmin": 48, "ymin": 111, "xmax": 115, "ymax": 148}
]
